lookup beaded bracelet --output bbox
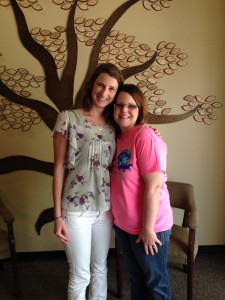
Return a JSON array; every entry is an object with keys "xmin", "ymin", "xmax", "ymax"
[{"xmin": 54, "ymin": 216, "xmax": 62, "ymax": 220}]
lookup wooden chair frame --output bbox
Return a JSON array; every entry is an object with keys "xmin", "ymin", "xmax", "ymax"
[{"xmin": 0, "ymin": 198, "xmax": 21, "ymax": 299}]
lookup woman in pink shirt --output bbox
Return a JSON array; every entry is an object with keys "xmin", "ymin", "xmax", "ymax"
[{"xmin": 111, "ymin": 84, "xmax": 173, "ymax": 300}]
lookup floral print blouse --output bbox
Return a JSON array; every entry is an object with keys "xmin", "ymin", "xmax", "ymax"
[{"xmin": 54, "ymin": 110, "xmax": 116, "ymax": 212}]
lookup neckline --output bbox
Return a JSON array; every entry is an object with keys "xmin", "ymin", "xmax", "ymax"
[
  {"xmin": 85, "ymin": 120, "xmax": 108, "ymax": 129},
  {"xmin": 77, "ymin": 109, "xmax": 108, "ymax": 128},
  {"xmin": 120, "ymin": 125, "xmax": 141, "ymax": 137}
]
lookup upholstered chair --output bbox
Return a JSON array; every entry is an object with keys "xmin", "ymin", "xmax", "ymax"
[
  {"xmin": 0, "ymin": 196, "xmax": 21, "ymax": 299},
  {"xmin": 167, "ymin": 181, "xmax": 198, "ymax": 300}
]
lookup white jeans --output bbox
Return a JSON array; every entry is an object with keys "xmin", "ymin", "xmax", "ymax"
[{"xmin": 62, "ymin": 210, "xmax": 113, "ymax": 300}]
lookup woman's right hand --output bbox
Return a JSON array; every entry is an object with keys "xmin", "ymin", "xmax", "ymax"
[{"xmin": 54, "ymin": 217, "xmax": 70, "ymax": 244}]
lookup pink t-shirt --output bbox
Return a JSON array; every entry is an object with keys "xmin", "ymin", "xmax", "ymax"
[{"xmin": 110, "ymin": 125, "xmax": 173, "ymax": 234}]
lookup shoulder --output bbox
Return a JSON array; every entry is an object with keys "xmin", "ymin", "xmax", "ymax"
[
  {"xmin": 55, "ymin": 109, "xmax": 80, "ymax": 129},
  {"xmin": 66, "ymin": 109, "xmax": 79, "ymax": 118},
  {"xmin": 56, "ymin": 110, "xmax": 71, "ymax": 121},
  {"xmin": 63, "ymin": 109, "xmax": 84, "ymax": 123},
  {"xmin": 136, "ymin": 125, "xmax": 167, "ymax": 147},
  {"xmin": 135, "ymin": 125, "xmax": 154, "ymax": 140}
]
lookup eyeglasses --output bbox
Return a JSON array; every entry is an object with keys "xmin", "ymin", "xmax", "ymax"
[{"xmin": 114, "ymin": 103, "xmax": 138, "ymax": 111}]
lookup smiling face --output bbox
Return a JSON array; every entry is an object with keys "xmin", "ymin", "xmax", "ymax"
[
  {"xmin": 91, "ymin": 72, "xmax": 119, "ymax": 110},
  {"xmin": 113, "ymin": 91, "xmax": 139, "ymax": 133}
]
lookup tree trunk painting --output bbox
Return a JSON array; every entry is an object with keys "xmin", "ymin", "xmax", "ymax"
[{"xmin": 0, "ymin": 0, "xmax": 223, "ymax": 177}]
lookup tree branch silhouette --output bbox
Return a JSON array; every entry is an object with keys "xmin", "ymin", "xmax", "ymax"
[
  {"xmin": 147, "ymin": 105, "xmax": 200, "ymax": 124},
  {"xmin": 10, "ymin": 0, "xmax": 62, "ymax": 108},
  {"xmin": 59, "ymin": 0, "xmax": 79, "ymax": 110},
  {"xmin": 74, "ymin": 0, "xmax": 140, "ymax": 108},
  {"xmin": 89, "ymin": 0, "xmax": 140, "ymax": 72},
  {"xmin": 0, "ymin": 80, "xmax": 58, "ymax": 131},
  {"xmin": 122, "ymin": 51, "xmax": 157, "ymax": 80},
  {"xmin": 0, "ymin": 156, "xmax": 53, "ymax": 175}
]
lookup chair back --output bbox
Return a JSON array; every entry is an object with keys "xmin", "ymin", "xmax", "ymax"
[
  {"xmin": 0, "ymin": 197, "xmax": 15, "ymax": 224},
  {"xmin": 166, "ymin": 181, "xmax": 198, "ymax": 228},
  {"xmin": 167, "ymin": 181, "xmax": 196, "ymax": 211}
]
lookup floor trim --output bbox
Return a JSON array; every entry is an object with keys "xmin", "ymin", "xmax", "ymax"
[
  {"xmin": 15, "ymin": 245, "xmax": 225, "ymax": 262},
  {"xmin": 197, "ymin": 245, "xmax": 225, "ymax": 255}
]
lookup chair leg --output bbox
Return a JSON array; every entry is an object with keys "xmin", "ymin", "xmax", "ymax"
[
  {"xmin": 187, "ymin": 246, "xmax": 195, "ymax": 300},
  {"xmin": 187, "ymin": 261, "xmax": 194, "ymax": 300},
  {"xmin": 8, "ymin": 224, "xmax": 21, "ymax": 299},
  {"xmin": 115, "ymin": 238, "xmax": 123, "ymax": 299},
  {"xmin": 187, "ymin": 230, "xmax": 196, "ymax": 300}
]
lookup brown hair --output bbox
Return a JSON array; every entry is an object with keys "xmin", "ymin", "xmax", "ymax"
[
  {"xmin": 81, "ymin": 63, "xmax": 124, "ymax": 115},
  {"xmin": 116, "ymin": 84, "xmax": 148, "ymax": 125}
]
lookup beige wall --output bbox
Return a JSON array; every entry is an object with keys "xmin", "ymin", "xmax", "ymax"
[{"xmin": 0, "ymin": 0, "xmax": 224, "ymax": 252}]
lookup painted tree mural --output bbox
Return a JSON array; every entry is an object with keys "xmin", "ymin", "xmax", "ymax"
[{"xmin": 0, "ymin": 0, "xmax": 223, "ymax": 177}]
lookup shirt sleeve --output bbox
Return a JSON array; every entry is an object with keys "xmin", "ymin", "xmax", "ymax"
[
  {"xmin": 53, "ymin": 110, "xmax": 69, "ymax": 139},
  {"xmin": 135, "ymin": 126, "xmax": 167, "ymax": 175}
]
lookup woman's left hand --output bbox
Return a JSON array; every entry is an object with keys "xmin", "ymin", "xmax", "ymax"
[
  {"xmin": 136, "ymin": 229, "xmax": 162, "ymax": 255},
  {"xmin": 150, "ymin": 126, "xmax": 161, "ymax": 137}
]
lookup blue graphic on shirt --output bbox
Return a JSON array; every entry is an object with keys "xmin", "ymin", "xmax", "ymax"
[{"xmin": 117, "ymin": 149, "xmax": 133, "ymax": 171}]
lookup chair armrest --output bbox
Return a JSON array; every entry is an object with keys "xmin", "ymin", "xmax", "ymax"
[
  {"xmin": 0, "ymin": 205, "xmax": 15, "ymax": 224},
  {"xmin": 187, "ymin": 208, "xmax": 198, "ymax": 229}
]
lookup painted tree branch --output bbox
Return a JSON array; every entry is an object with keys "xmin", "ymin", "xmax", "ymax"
[
  {"xmin": 35, "ymin": 207, "xmax": 54, "ymax": 234},
  {"xmin": 147, "ymin": 105, "xmax": 200, "ymax": 124},
  {"xmin": 58, "ymin": 0, "xmax": 79, "ymax": 110},
  {"xmin": 74, "ymin": 0, "xmax": 140, "ymax": 107},
  {"xmin": 0, "ymin": 80, "xmax": 58, "ymax": 130},
  {"xmin": 10, "ymin": 0, "xmax": 62, "ymax": 107},
  {"xmin": 89, "ymin": 0, "xmax": 140, "ymax": 72},
  {"xmin": 122, "ymin": 52, "xmax": 157, "ymax": 80},
  {"xmin": 0, "ymin": 156, "xmax": 53, "ymax": 175}
]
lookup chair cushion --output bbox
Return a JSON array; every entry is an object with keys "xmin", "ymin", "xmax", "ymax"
[
  {"xmin": 0, "ymin": 229, "xmax": 10, "ymax": 259},
  {"xmin": 168, "ymin": 224, "xmax": 198, "ymax": 265}
]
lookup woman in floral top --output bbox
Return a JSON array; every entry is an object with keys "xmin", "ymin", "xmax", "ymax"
[{"xmin": 53, "ymin": 63, "xmax": 124, "ymax": 300}]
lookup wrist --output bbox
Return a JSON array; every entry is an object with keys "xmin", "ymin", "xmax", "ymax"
[
  {"xmin": 54, "ymin": 216, "xmax": 62, "ymax": 220},
  {"xmin": 143, "ymin": 226, "xmax": 155, "ymax": 233}
]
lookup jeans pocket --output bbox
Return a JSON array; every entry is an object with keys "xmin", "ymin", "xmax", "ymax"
[{"xmin": 156, "ymin": 229, "xmax": 171, "ymax": 246}]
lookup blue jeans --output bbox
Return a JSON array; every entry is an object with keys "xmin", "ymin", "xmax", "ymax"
[{"xmin": 114, "ymin": 225, "xmax": 171, "ymax": 300}]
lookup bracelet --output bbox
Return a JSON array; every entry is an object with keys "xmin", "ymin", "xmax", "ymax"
[{"xmin": 54, "ymin": 216, "xmax": 62, "ymax": 220}]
